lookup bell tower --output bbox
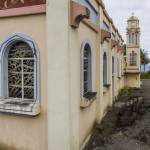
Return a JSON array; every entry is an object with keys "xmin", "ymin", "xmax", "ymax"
[
  {"xmin": 125, "ymin": 13, "xmax": 141, "ymax": 87},
  {"xmin": 127, "ymin": 13, "xmax": 140, "ymax": 47}
]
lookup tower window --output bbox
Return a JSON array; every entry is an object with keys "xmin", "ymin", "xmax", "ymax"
[
  {"xmin": 130, "ymin": 51, "xmax": 137, "ymax": 65},
  {"xmin": 131, "ymin": 33, "xmax": 135, "ymax": 44}
]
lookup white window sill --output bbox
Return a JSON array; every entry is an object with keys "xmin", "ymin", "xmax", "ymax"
[
  {"xmin": 80, "ymin": 94, "xmax": 97, "ymax": 109},
  {"xmin": 0, "ymin": 98, "xmax": 40, "ymax": 116},
  {"xmin": 80, "ymin": 99, "xmax": 94, "ymax": 109}
]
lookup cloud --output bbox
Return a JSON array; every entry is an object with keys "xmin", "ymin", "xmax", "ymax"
[{"xmin": 104, "ymin": 0, "xmax": 150, "ymax": 53}]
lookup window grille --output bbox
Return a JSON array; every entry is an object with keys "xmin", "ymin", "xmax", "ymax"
[
  {"xmin": 8, "ymin": 42, "xmax": 34, "ymax": 100},
  {"xmin": 83, "ymin": 45, "xmax": 92, "ymax": 95}
]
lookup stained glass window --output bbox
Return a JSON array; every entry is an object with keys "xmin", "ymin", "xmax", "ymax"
[{"xmin": 8, "ymin": 42, "xmax": 34, "ymax": 100}]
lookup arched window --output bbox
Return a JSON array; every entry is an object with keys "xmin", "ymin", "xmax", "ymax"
[
  {"xmin": 81, "ymin": 42, "xmax": 92, "ymax": 96},
  {"xmin": 0, "ymin": 34, "xmax": 40, "ymax": 116},
  {"xmin": 130, "ymin": 51, "xmax": 137, "ymax": 65},
  {"xmin": 103, "ymin": 52, "xmax": 107, "ymax": 85}
]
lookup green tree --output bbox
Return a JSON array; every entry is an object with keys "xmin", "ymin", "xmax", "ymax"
[{"xmin": 141, "ymin": 49, "xmax": 150, "ymax": 72}]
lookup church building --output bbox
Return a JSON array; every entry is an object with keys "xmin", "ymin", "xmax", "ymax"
[{"xmin": 0, "ymin": 0, "xmax": 140, "ymax": 150}]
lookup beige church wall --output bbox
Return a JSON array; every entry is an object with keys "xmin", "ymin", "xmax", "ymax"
[
  {"xmin": 119, "ymin": 77, "xmax": 124, "ymax": 91},
  {"xmin": 116, "ymin": 76, "xmax": 122, "ymax": 97},
  {"xmin": 126, "ymin": 74, "xmax": 140, "ymax": 88},
  {"xmin": 78, "ymin": 22, "xmax": 99, "ymax": 146},
  {"xmin": 112, "ymin": 49, "xmax": 125, "ymax": 99},
  {"xmin": 102, "ymin": 41, "xmax": 111, "ymax": 81},
  {"xmin": 79, "ymin": 101, "xmax": 97, "ymax": 146},
  {"xmin": 103, "ymin": 88, "xmax": 110, "ymax": 114},
  {"xmin": 118, "ymin": 78, "xmax": 124, "ymax": 93},
  {"xmin": 0, "ymin": 14, "xmax": 47, "ymax": 150},
  {"xmin": 111, "ymin": 49, "xmax": 118, "ymax": 99},
  {"xmin": 102, "ymin": 41, "xmax": 112, "ymax": 111},
  {"xmin": 116, "ymin": 77, "xmax": 119, "ymax": 95}
]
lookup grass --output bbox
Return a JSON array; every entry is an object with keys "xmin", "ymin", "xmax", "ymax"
[{"xmin": 141, "ymin": 72, "xmax": 150, "ymax": 79}]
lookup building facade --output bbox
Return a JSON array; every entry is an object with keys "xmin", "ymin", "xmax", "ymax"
[
  {"xmin": 125, "ymin": 14, "xmax": 141, "ymax": 87},
  {"xmin": 0, "ymin": 0, "xmax": 140, "ymax": 150}
]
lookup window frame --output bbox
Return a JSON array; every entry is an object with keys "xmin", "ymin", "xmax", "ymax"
[
  {"xmin": 103, "ymin": 52, "xmax": 107, "ymax": 86},
  {"xmin": 130, "ymin": 32, "xmax": 137, "ymax": 45},
  {"xmin": 80, "ymin": 40, "xmax": 93, "ymax": 97},
  {"xmin": 0, "ymin": 33, "xmax": 40, "ymax": 116},
  {"xmin": 130, "ymin": 51, "xmax": 137, "ymax": 66}
]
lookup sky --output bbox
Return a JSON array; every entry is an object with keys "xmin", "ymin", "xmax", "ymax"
[{"xmin": 104, "ymin": 0, "xmax": 150, "ymax": 56}]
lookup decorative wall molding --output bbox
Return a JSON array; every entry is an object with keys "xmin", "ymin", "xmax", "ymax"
[
  {"xmin": 0, "ymin": 4, "xmax": 46, "ymax": 18},
  {"xmin": 82, "ymin": 19, "xmax": 99, "ymax": 33},
  {"xmin": 0, "ymin": 0, "xmax": 45, "ymax": 10},
  {"xmin": 95, "ymin": 0, "xmax": 105, "ymax": 9},
  {"xmin": 70, "ymin": 1, "xmax": 90, "ymax": 28},
  {"xmin": 111, "ymin": 39, "xmax": 118, "ymax": 49},
  {"xmin": 101, "ymin": 29, "xmax": 111, "ymax": 44},
  {"xmin": 118, "ymin": 45, "xmax": 125, "ymax": 52}
]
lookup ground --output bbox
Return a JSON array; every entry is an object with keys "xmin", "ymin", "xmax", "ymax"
[{"xmin": 84, "ymin": 80, "xmax": 150, "ymax": 150}]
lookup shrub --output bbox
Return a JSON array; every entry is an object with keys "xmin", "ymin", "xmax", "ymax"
[
  {"xmin": 123, "ymin": 86, "xmax": 129, "ymax": 96},
  {"xmin": 141, "ymin": 72, "xmax": 150, "ymax": 79}
]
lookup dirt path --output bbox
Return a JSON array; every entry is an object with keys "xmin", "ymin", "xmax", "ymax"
[{"xmin": 84, "ymin": 80, "xmax": 150, "ymax": 150}]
